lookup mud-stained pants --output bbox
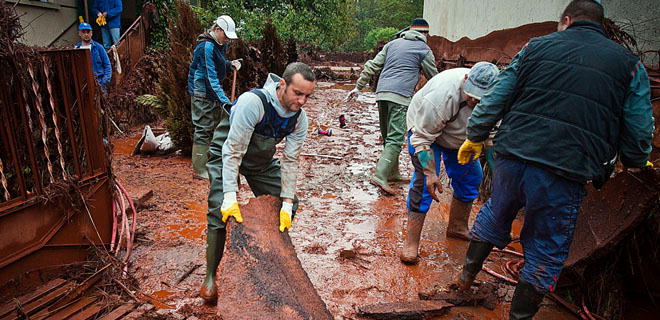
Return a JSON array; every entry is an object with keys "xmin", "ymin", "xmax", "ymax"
[
  {"xmin": 192, "ymin": 95, "xmax": 223, "ymax": 146},
  {"xmin": 205, "ymin": 114, "xmax": 298, "ymax": 231},
  {"xmin": 470, "ymin": 156, "xmax": 585, "ymax": 293},
  {"xmin": 378, "ymin": 100, "xmax": 407, "ymax": 154}
]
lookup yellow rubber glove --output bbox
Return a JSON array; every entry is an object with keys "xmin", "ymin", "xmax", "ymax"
[
  {"xmin": 220, "ymin": 192, "xmax": 243, "ymax": 223},
  {"xmin": 646, "ymin": 160, "xmax": 654, "ymax": 168},
  {"xmin": 458, "ymin": 139, "xmax": 484, "ymax": 165},
  {"xmin": 279, "ymin": 201, "xmax": 293, "ymax": 232}
]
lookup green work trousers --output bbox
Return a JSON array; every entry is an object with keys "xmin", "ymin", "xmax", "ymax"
[
  {"xmin": 206, "ymin": 115, "xmax": 299, "ymax": 231},
  {"xmin": 377, "ymin": 100, "xmax": 407, "ymax": 171},
  {"xmin": 192, "ymin": 95, "xmax": 223, "ymax": 145}
]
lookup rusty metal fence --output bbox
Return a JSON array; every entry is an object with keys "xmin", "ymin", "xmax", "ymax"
[
  {"xmin": 109, "ymin": 5, "xmax": 155, "ymax": 85},
  {"xmin": 0, "ymin": 49, "xmax": 112, "ymax": 284},
  {"xmin": 0, "ymin": 49, "xmax": 106, "ymax": 208}
]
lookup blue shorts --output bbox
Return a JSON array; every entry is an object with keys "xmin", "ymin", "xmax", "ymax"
[
  {"xmin": 470, "ymin": 156, "xmax": 585, "ymax": 293},
  {"xmin": 406, "ymin": 132, "xmax": 483, "ymax": 213}
]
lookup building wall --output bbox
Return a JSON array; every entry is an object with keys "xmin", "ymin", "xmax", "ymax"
[
  {"xmin": 423, "ymin": 0, "xmax": 659, "ymax": 60},
  {"xmin": 9, "ymin": 0, "xmax": 81, "ymax": 47}
]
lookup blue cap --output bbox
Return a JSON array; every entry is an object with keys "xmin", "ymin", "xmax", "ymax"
[
  {"xmin": 78, "ymin": 23, "xmax": 92, "ymax": 31},
  {"xmin": 464, "ymin": 62, "xmax": 500, "ymax": 100}
]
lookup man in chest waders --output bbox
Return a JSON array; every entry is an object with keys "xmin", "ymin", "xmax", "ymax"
[{"xmin": 199, "ymin": 62, "xmax": 316, "ymax": 303}]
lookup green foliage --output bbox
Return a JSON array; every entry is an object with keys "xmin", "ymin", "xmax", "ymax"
[
  {"xmin": 148, "ymin": 0, "xmax": 176, "ymax": 50},
  {"xmin": 155, "ymin": 0, "xmax": 203, "ymax": 154},
  {"xmin": 342, "ymin": 0, "xmax": 424, "ymax": 51},
  {"xmin": 363, "ymin": 27, "xmax": 397, "ymax": 51},
  {"xmin": 196, "ymin": 0, "xmax": 355, "ymax": 50}
]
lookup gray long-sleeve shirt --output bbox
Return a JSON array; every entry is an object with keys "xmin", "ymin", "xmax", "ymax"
[{"xmin": 222, "ymin": 74, "xmax": 308, "ymax": 199}]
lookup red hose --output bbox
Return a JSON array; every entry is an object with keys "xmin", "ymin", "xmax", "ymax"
[
  {"xmin": 111, "ymin": 197, "xmax": 118, "ymax": 251},
  {"xmin": 115, "ymin": 180, "xmax": 137, "ymax": 261}
]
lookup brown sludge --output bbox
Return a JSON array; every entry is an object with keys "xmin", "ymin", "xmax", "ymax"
[
  {"xmin": 216, "ymin": 195, "xmax": 333, "ymax": 320},
  {"xmin": 427, "ymin": 21, "xmax": 557, "ymax": 65},
  {"xmin": 357, "ymin": 300, "xmax": 452, "ymax": 320},
  {"xmin": 566, "ymin": 168, "xmax": 660, "ymax": 268}
]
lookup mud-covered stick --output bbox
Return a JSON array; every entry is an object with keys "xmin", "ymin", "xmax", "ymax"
[
  {"xmin": 230, "ymin": 69, "xmax": 237, "ymax": 101},
  {"xmin": 300, "ymin": 153, "xmax": 342, "ymax": 160}
]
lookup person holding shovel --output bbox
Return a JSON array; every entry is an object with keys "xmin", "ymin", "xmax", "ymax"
[
  {"xmin": 188, "ymin": 15, "xmax": 242, "ymax": 179},
  {"xmin": 200, "ymin": 62, "xmax": 316, "ymax": 303}
]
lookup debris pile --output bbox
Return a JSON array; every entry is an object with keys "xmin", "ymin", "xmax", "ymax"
[{"xmin": 105, "ymin": 52, "xmax": 162, "ymax": 128}]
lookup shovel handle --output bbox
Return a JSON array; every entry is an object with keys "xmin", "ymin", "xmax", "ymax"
[{"xmin": 230, "ymin": 69, "xmax": 237, "ymax": 102}]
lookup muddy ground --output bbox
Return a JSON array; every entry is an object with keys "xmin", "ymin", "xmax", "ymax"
[{"xmin": 112, "ymin": 82, "xmax": 576, "ymax": 319}]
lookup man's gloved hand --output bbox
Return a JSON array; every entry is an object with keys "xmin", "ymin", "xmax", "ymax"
[
  {"xmin": 345, "ymin": 87, "xmax": 360, "ymax": 102},
  {"xmin": 417, "ymin": 148, "xmax": 442, "ymax": 202},
  {"xmin": 645, "ymin": 160, "xmax": 654, "ymax": 168},
  {"xmin": 96, "ymin": 14, "xmax": 107, "ymax": 26},
  {"xmin": 220, "ymin": 192, "xmax": 243, "ymax": 223},
  {"xmin": 458, "ymin": 139, "xmax": 484, "ymax": 165},
  {"xmin": 278, "ymin": 201, "xmax": 293, "ymax": 232},
  {"xmin": 231, "ymin": 59, "xmax": 242, "ymax": 71}
]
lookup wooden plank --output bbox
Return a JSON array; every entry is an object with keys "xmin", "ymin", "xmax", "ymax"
[
  {"xmin": 357, "ymin": 301, "xmax": 453, "ymax": 320},
  {"xmin": 68, "ymin": 302, "xmax": 107, "ymax": 320},
  {"xmin": 36, "ymin": 297, "xmax": 96, "ymax": 320},
  {"xmin": 217, "ymin": 195, "xmax": 333, "ymax": 320},
  {"xmin": 0, "ymin": 282, "xmax": 75, "ymax": 320},
  {"xmin": 0, "ymin": 278, "xmax": 67, "ymax": 318},
  {"xmin": 96, "ymin": 304, "xmax": 135, "ymax": 320}
]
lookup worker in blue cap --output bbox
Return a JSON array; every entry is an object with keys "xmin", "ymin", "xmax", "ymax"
[{"xmin": 75, "ymin": 22, "xmax": 112, "ymax": 89}]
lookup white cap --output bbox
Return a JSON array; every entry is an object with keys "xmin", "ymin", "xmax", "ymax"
[{"xmin": 215, "ymin": 15, "xmax": 238, "ymax": 39}]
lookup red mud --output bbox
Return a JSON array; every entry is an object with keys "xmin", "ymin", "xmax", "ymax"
[
  {"xmin": 217, "ymin": 195, "xmax": 332, "ymax": 320},
  {"xmin": 427, "ymin": 22, "xmax": 558, "ymax": 65},
  {"xmin": 111, "ymin": 81, "xmax": 575, "ymax": 319}
]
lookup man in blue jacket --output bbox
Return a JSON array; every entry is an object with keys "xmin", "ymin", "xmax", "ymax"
[
  {"xmin": 75, "ymin": 22, "xmax": 112, "ymax": 89},
  {"xmin": 454, "ymin": 1, "xmax": 653, "ymax": 319},
  {"xmin": 93, "ymin": 0, "xmax": 122, "ymax": 49},
  {"xmin": 188, "ymin": 15, "xmax": 242, "ymax": 179}
]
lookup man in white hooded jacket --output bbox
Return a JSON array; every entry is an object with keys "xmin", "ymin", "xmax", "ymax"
[{"xmin": 400, "ymin": 62, "xmax": 499, "ymax": 264}]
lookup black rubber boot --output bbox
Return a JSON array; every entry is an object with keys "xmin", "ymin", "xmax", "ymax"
[
  {"xmin": 509, "ymin": 280, "xmax": 545, "ymax": 320},
  {"xmin": 457, "ymin": 240, "xmax": 494, "ymax": 290},
  {"xmin": 199, "ymin": 228, "xmax": 226, "ymax": 303}
]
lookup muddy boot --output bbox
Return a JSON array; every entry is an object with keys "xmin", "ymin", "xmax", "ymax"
[
  {"xmin": 192, "ymin": 144, "xmax": 210, "ymax": 180},
  {"xmin": 370, "ymin": 148, "xmax": 397, "ymax": 195},
  {"xmin": 399, "ymin": 211, "xmax": 426, "ymax": 264},
  {"xmin": 387, "ymin": 155, "xmax": 409, "ymax": 183},
  {"xmin": 457, "ymin": 240, "xmax": 494, "ymax": 290},
  {"xmin": 199, "ymin": 228, "xmax": 226, "ymax": 304},
  {"xmin": 509, "ymin": 280, "xmax": 545, "ymax": 320},
  {"xmin": 446, "ymin": 198, "xmax": 472, "ymax": 241}
]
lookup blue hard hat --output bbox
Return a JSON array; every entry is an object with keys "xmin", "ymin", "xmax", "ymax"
[{"xmin": 78, "ymin": 22, "xmax": 92, "ymax": 31}]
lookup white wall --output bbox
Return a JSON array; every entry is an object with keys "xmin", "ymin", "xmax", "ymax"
[
  {"xmin": 423, "ymin": 0, "xmax": 660, "ymax": 57},
  {"xmin": 9, "ymin": 0, "xmax": 80, "ymax": 47},
  {"xmin": 423, "ymin": 0, "xmax": 570, "ymax": 41}
]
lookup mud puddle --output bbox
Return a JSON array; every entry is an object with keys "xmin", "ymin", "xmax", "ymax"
[{"xmin": 111, "ymin": 82, "xmax": 574, "ymax": 319}]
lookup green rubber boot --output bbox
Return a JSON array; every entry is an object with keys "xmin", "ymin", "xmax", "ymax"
[
  {"xmin": 387, "ymin": 153, "xmax": 408, "ymax": 183},
  {"xmin": 192, "ymin": 144, "xmax": 210, "ymax": 180},
  {"xmin": 370, "ymin": 147, "xmax": 398, "ymax": 195},
  {"xmin": 199, "ymin": 228, "xmax": 226, "ymax": 304}
]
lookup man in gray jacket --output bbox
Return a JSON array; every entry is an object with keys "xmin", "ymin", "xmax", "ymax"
[
  {"xmin": 199, "ymin": 63, "xmax": 315, "ymax": 303},
  {"xmin": 346, "ymin": 18, "xmax": 439, "ymax": 194},
  {"xmin": 400, "ymin": 62, "xmax": 499, "ymax": 264}
]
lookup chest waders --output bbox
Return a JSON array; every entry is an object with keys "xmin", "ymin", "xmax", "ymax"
[{"xmin": 200, "ymin": 89, "xmax": 300, "ymax": 303}]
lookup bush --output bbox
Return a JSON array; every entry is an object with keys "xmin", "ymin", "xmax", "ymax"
[
  {"xmin": 155, "ymin": 0, "xmax": 203, "ymax": 155},
  {"xmin": 363, "ymin": 27, "xmax": 397, "ymax": 51}
]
